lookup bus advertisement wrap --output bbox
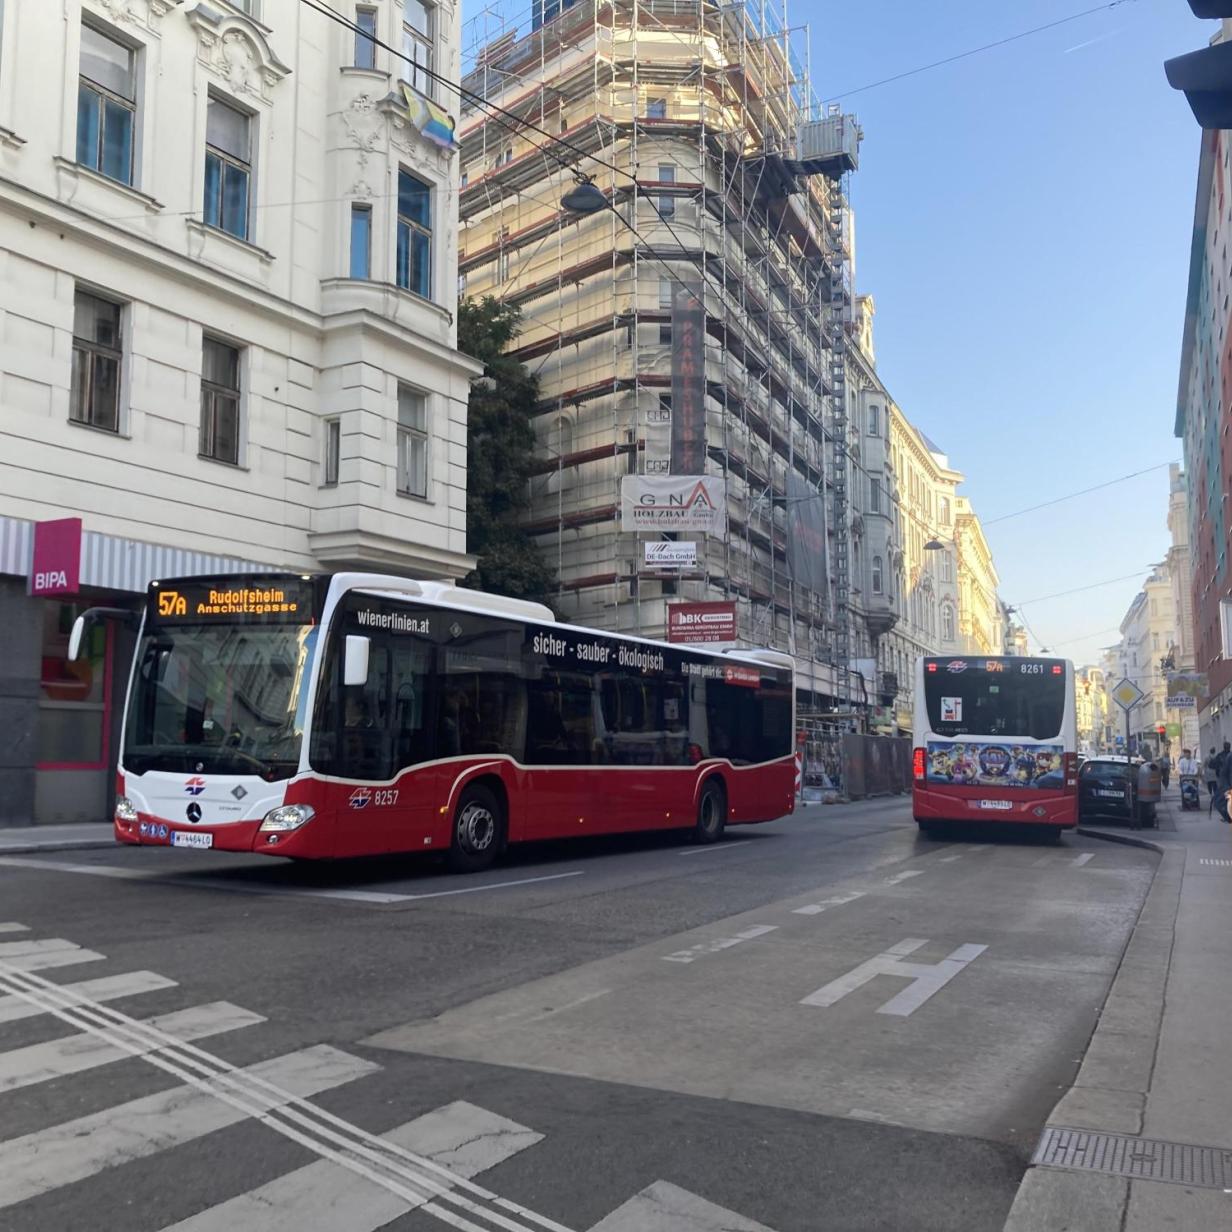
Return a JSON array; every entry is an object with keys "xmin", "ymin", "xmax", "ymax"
[{"xmin": 925, "ymin": 741, "xmax": 1065, "ymax": 788}]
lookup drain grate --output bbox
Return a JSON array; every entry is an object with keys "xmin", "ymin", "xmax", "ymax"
[{"xmin": 1033, "ymin": 1127, "xmax": 1232, "ymax": 1189}]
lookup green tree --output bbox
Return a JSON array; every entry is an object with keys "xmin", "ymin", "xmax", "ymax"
[{"xmin": 457, "ymin": 297, "xmax": 556, "ymax": 602}]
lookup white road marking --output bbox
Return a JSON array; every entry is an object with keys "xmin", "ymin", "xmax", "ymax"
[
  {"xmin": 0, "ymin": 1001, "xmax": 264, "ymax": 1094},
  {"xmin": 678, "ymin": 841, "xmax": 752, "ymax": 857},
  {"xmin": 158, "ymin": 1100, "xmax": 543, "ymax": 1232},
  {"xmin": 801, "ymin": 937, "xmax": 988, "ymax": 1017},
  {"xmin": 402, "ymin": 871, "xmax": 586, "ymax": 900},
  {"xmin": 0, "ymin": 938, "xmax": 105, "ymax": 973},
  {"xmin": 663, "ymin": 924, "xmax": 778, "ymax": 964},
  {"xmin": 793, "ymin": 890, "xmax": 865, "ymax": 916},
  {"xmin": 1199, "ymin": 858, "xmax": 1232, "ymax": 866},
  {"xmin": 939, "ymin": 855, "xmax": 963, "ymax": 863},
  {"xmin": 884, "ymin": 869, "xmax": 925, "ymax": 886},
  {"xmin": 1072, "ymin": 853, "xmax": 1095, "ymax": 867},
  {"xmin": 0, "ymin": 856, "xmax": 584, "ymax": 905},
  {"xmin": 0, "ymin": 962, "xmax": 574, "ymax": 1232},
  {"xmin": 0, "ymin": 970, "xmax": 176, "ymax": 1025},
  {"xmin": 0, "ymin": 1046, "xmax": 378, "ymax": 1210},
  {"xmin": 589, "ymin": 1180, "xmax": 778, "ymax": 1231},
  {"xmin": 0, "ymin": 923, "xmax": 29, "ymax": 933}
]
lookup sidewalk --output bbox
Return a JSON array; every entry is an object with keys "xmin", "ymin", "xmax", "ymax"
[
  {"xmin": 1005, "ymin": 790, "xmax": 1232, "ymax": 1230},
  {"xmin": 0, "ymin": 822, "xmax": 114, "ymax": 854}
]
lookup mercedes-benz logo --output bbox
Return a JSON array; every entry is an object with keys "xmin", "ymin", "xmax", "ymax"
[
  {"xmin": 194, "ymin": 762, "xmax": 204, "ymax": 772},
  {"xmin": 186, "ymin": 803, "xmax": 202, "ymax": 824}
]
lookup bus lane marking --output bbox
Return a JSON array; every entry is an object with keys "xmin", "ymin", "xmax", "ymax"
[
  {"xmin": 793, "ymin": 890, "xmax": 865, "ymax": 916},
  {"xmin": 662, "ymin": 924, "xmax": 779, "ymax": 964},
  {"xmin": 800, "ymin": 937, "xmax": 989, "ymax": 1017},
  {"xmin": 677, "ymin": 840, "xmax": 752, "ymax": 857}
]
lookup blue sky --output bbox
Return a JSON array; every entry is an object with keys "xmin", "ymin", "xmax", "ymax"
[{"xmin": 814, "ymin": 0, "xmax": 1211, "ymax": 665}]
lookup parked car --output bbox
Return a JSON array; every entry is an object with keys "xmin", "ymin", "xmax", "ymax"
[{"xmin": 1077, "ymin": 756, "xmax": 1157, "ymax": 827}]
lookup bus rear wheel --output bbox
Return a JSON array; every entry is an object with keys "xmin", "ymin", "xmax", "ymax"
[
  {"xmin": 448, "ymin": 784, "xmax": 503, "ymax": 874},
  {"xmin": 694, "ymin": 779, "xmax": 726, "ymax": 844}
]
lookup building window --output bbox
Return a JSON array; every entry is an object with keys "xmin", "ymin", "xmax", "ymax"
[
  {"xmin": 204, "ymin": 96, "xmax": 251, "ymax": 241},
  {"xmin": 868, "ymin": 405, "xmax": 879, "ymax": 435},
  {"xmin": 942, "ymin": 604, "xmax": 955, "ymax": 642},
  {"xmin": 199, "ymin": 337, "xmax": 241, "ymax": 465},
  {"xmin": 870, "ymin": 477, "xmax": 881, "ymax": 514},
  {"xmin": 70, "ymin": 290, "xmax": 122, "ymax": 433},
  {"xmin": 659, "ymin": 276, "xmax": 673, "ymax": 309},
  {"xmin": 659, "ymin": 323, "xmax": 672, "ymax": 346},
  {"xmin": 354, "ymin": 7, "xmax": 378, "ymax": 68},
  {"xmin": 872, "ymin": 555, "xmax": 883, "ymax": 595},
  {"xmin": 77, "ymin": 22, "xmax": 136, "ymax": 186},
  {"xmin": 350, "ymin": 204, "xmax": 371, "ymax": 278},
  {"xmin": 657, "ymin": 164, "xmax": 675, "ymax": 218},
  {"xmin": 231, "ymin": 0, "xmax": 261, "ymax": 15},
  {"xmin": 397, "ymin": 385, "xmax": 428, "ymax": 497},
  {"xmin": 401, "ymin": 0, "xmax": 435, "ymax": 98},
  {"xmin": 323, "ymin": 417, "xmax": 341, "ymax": 486},
  {"xmin": 940, "ymin": 550, "xmax": 953, "ymax": 582},
  {"xmin": 647, "ymin": 97, "xmax": 667, "ymax": 119},
  {"xmin": 396, "ymin": 170, "xmax": 432, "ymax": 299},
  {"xmin": 939, "ymin": 496, "xmax": 951, "ymax": 525}
]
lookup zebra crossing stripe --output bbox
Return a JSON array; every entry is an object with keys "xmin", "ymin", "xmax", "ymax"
[
  {"xmin": 0, "ymin": 1000, "xmax": 264, "ymax": 1094},
  {"xmin": 0, "ymin": 1046, "xmax": 379, "ymax": 1211},
  {"xmin": 158, "ymin": 1100, "xmax": 543, "ymax": 1232},
  {"xmin": 0, "ymin": 962, "xmax": 574, "ymax": 1232},
  {"xmin": 0, "ymin": 970, "xmax": 176, "ymax": 1025},
  {"xmin": 588, "ymin": 1180, "xmax": 778, "ymax": 1231},
  {"xmin": 0, "ymin": 938, "xmax": 105, "ymax": 972},
  {"xmin": 0, "ymin": 923, "xmax": 29, "ymax": 934}
]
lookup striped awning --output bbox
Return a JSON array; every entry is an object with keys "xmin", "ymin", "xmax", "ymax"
[{"xmin": 0, "ymin": 516, "xmax": 274, "ymax": 595}]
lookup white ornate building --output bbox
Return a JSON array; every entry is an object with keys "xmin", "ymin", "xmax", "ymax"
[{"xmin": 0, "ymin": 0, "xmax": 477, "ymax": 823}]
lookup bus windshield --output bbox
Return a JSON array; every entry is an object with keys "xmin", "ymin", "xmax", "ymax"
[
  {"xmin": 923, "ymin": 658, "xmax": 1066, "ymax": 740},
  {"xmin": 123, "ymin": 622, "xmax": 318, "ymax": 779}
]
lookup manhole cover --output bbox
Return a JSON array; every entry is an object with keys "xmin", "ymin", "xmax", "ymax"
[{"xmin": 1033, "ymin": 1127, "xmax": 1232, "ymax": 1189}]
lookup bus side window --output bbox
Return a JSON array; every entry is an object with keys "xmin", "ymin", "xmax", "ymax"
[{"xmin": 342, "ymin": 640, "xmax": 393, "ymax": 781}]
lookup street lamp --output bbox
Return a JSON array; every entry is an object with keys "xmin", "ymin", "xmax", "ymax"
[
  {"xmin": 560, "ymin": 175, "xmax": 608, "ymax": 215},
  {"xmin": 923, "ymin": 538, "xmax": 944, "ymax": 552}
]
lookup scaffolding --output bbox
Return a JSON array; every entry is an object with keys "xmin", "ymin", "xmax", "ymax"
[{"xmin": 458, "ymin": 0, "xmax": 860, "ymax": 708}]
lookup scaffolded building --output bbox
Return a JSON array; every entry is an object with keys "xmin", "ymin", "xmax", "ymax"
[{"xmin": 458, "ymin": 0, "xmax": 861, "ymax": 706}]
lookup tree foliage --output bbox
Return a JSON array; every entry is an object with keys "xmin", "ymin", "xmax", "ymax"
[{"xmin": 458, "ymin": 297, "xmax": 556, "ymax": 603}]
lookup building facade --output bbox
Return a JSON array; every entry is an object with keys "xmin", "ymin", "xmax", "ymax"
[
  {"xmin": 458, "ymin": 0, "xmax": 861, "ymax": 708},
  {"xmin": 1075, "ymin": 665, "xmax": 1107, "ymax": 755},
  {"xmin": 1113, "ymin": 565, "xmax": 1176, "ymax": 756},
  {"xmin": 1175, "ymin": 27, "xmax": 1232, "ymax": 751},
  {"xmin": 1165, "ymin": 463, "xmax": 1201, "ymax": 751},
  {"xmin": 0, "ymin": 0, "xmax": 478, "ymax": 824}
]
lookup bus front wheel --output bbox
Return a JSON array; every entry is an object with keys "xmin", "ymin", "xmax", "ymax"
[
  {"xmin": 448, "ymin": 784, "xmax": 503, "ymax": 874},
  {"xmin": 694, "ymin": 779, "xmax": 726, "ymax": 844}
]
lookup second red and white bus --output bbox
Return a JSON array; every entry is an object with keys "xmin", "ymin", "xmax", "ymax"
[
  {"xmin": 912, "ymin": 655, "xmax": 1078, "ymax": 836},
  {"xmin": 74, "ymin": 573, "xmax": 796, "ymax": 869}
]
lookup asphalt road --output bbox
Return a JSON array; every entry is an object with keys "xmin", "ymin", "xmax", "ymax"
[{"xmin": 0, "ymin": 799, "xmax": 1157, "ymax": 1232}]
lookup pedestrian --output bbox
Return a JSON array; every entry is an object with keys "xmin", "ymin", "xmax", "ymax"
[
  {"xmin": 1207, "ymin": 746, "xmax": 1220, "ymax": 803},
  {"xmin": 1159, "ymin": 747, "xmax": 1172, "ymax": 789},
  {"xmin": 1178, "ymin": 747, "xmax": 1200, "ymax": 777},
  {"xmin": 1218, "ymin": 742, "xmax": 1232, "ymax": 823}
]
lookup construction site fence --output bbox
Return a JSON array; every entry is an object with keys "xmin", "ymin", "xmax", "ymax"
[{"xmin": 841, "ymin": 734, "xmax": 912, "ymax": 800}]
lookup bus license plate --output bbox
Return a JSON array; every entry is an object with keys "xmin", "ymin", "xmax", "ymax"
[
  {"xmin": 1097, "ymin": 790, "xmax": 1124, "ymax": 798},
  {"xmin": 977, "ymin": 800, "xmax": 1013, "ymax": 811},
  {"xmin": 171, "ymin": 831, "xmax": 213, "ymax": 849}
]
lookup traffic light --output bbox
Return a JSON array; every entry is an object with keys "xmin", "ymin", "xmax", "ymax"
[
  {"xmin": 1164, "ymin": 3, "xmax": 1232, "ymax": 129},
  {"xmin": 1157, "ymin": 724, "xmax": 1167, "ymax": 737}
]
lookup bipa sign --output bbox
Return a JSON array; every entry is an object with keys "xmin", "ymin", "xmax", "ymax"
[{"xmin": 28, "ymin": 518, "xmax": 83, "ymax": 597}]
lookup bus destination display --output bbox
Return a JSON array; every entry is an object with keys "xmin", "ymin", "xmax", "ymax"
[{"xmin": 149, "ymin": 578, "xmax": 315, "ymax": 624}]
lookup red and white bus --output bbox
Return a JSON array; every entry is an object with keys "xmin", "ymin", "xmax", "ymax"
[
  {"xmin": 72, "ymin": 573, "xmax": 796, "ymax": 869},
  {"xmin": 911, "ymin": 655, "xmax": 1078, "ymax": 836}
]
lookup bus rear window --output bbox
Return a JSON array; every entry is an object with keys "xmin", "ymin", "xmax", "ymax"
[{"xmin": 923, "ymin": 659, "xmax": 1066, "ymax": 740}]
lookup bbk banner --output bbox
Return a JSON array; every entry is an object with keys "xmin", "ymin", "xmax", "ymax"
[
  {"xmin": 621, "ymin": 475, "xmax": 726, "ymax": 534},
  {"xmin": 667, "ymin": 600, "xmax": 737, "ymax": 644},
  {"xmin": 644, "ymin": 541, "xmax": 698, "ymax": 569}
]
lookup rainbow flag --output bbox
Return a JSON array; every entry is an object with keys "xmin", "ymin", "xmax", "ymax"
[{"xmin": 401, "ymin": 84, "xmax": 458, "ymax": 149}]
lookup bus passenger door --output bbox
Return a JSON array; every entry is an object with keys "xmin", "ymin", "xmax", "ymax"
[{"xmin": 521, "ymin": 670, "xmax": 597, "ymax": 840}]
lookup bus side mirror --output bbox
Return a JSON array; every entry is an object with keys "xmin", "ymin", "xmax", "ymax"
[
  {"xmin": 343, "ymin": 635, "xmax": 370, "ymax": 687},
  {"xmin": 67, "ymin": 615, "xmax": 87, "ymax": 661}
]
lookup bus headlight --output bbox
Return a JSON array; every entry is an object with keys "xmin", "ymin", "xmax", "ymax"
[
  {"xmin": 114, "ymin": 797, "xmax": 138, "ymax": 823},
  {"xmin": 259, "ymin": 804, "xmax": 316, "ymax": 833}
]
